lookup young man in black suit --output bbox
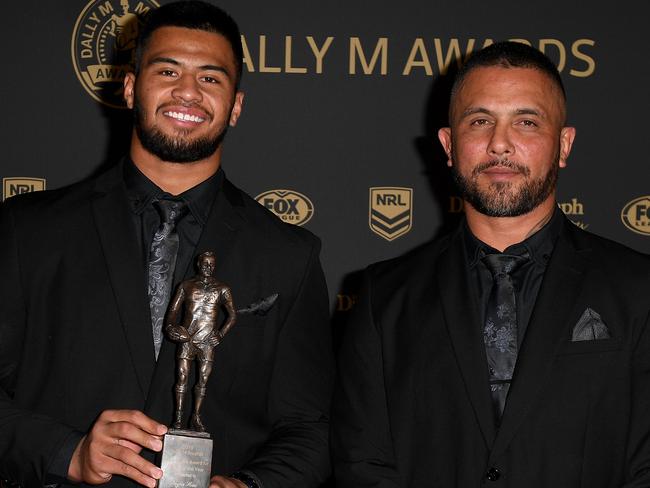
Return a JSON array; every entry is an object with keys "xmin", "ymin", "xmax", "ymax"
[
  {"xmin": 333, "ymin": 41, "xmax": 650, "ymax": 487},
  {"xmin": 0, "ymin": 2, "xmax": 332, "ymax": 487}
]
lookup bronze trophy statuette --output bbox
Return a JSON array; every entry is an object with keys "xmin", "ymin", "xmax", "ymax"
[{"xmin": 158, "ymin": 251, "xmax": 236, "ymax": 488}]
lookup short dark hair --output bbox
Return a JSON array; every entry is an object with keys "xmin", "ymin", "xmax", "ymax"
[
  {"xmin": 135, "ymin": 1, "xmax": 243, "ymax": 86},
  {"xmin": 450, "ymin": 41, "xmax": 566, "ymax": 118}
]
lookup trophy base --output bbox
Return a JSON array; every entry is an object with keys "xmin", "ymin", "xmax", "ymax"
[{"xmin": 157, "ymin": 430, "xmax": 213, "ymax": 488}]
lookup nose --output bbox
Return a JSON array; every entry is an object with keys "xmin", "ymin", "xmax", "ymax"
[
  {"xmin": 172, "ymin": 74, "xmax": 202, "ymax": 104},
  {"xmin": 487, "ymin": 122, "xmax": 514, "ymax": 159}
]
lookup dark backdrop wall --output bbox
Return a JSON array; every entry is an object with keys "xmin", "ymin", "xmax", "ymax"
[{"xmin": 2, "ymin": 0, "xmax": 649, "ymax": 316}]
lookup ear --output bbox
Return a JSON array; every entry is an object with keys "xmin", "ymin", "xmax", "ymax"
[
  {"xmin": 123, "ymin": 72, "xmax": 136, "ymax": 109},
  {"xmin": 558, "ymin": 127, "xmax": 576, "ymax": 168},
  {"xmin": 437, "ymin": 127, "xmax": 453, "ymax": 167},
  {"xmin": 229, "ymin": 91, "xmax": 245, "ymax": 127}
]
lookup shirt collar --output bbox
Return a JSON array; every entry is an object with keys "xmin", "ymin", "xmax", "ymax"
[
  {"xmin": 123, "ymin": 157, "xmax": 223, "ymax": 225},
  {"xmin": 463, "ymin": 205, "xmax": 564, "ymax": 268}
]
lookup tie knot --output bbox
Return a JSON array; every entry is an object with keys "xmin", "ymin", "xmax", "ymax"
[
  {"xmin": 482, "ymin": 253, "xmax": 527, "ymax": 279},
  {"xmin": 154, "ymin": 198, "xmax": 187, "ymax": 225}
]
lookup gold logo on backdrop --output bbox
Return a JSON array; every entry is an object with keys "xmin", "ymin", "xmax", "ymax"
[
  {"xmin": 369, "ymin": 187, "xmax": 413, "ymax": 241},
  {"xmin": 2, "ymin": 178, "xmax": 46, "ymax": 201},
  {"xmin": 336, "ymin": 294, "xmax": 358, "ymax": 312},
  {"xmin": 559, "ymin": 197, "xmax": 589, "ymax": 230},
  {"xmin": 72, "ymin": 0, "xmax": 159, "ymax": 108},
  {"xmin": 449, "ymin": 196, "xmax": 464, "ymax": 213},
  {"xmin": 255, "ymin": 189, "xmax": 314, "ymax": 226},
  {"xmin": 621, "ymin": 196, "xmax": 650, "ymax": 236},
  {"xmin": 240, "ymin": 36, "xmax": 596, "ymax": 78}
]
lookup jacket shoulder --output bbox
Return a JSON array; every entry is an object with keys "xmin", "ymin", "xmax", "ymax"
[
  {"xmin": 225, "ymin": 178, "xmax": 321, "ymax": 251},
  {"xmin": 0, "ymin": 178, "xmax": 96, "ymax": 226},
  {"xmin": 569, "ymin": 224, "xmax": 650, "ymax": 276},
  {"xmin": 367, "ymin": 232, "xmax": 453, "ymax": 285}
]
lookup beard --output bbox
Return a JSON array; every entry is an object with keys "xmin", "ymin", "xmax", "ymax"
[
  {"xmin": 451, "ymin": 157, "xmax": 558, "ymax": 217},
  {"xmin": 133, "ymin": 99, "xmax": 228, "ymax": 163}
]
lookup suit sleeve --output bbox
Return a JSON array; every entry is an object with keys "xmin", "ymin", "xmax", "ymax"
[
  {"xmin": 332, "ymin": 269, "xmax": 401, "ymax": 487},
  {"xmin": 0, "ymin": 201, "xmax": 80, "ymax": 486},
  {"xmin": 242, "ymin": 238, "xmax": 334, "ymax": 488},
  {"xmin": 624, "ymin": 308, "xmax": 650, "ymax": 486}
]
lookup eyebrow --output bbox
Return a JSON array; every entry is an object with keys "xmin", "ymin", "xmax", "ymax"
[
  {"xmin": 461, "ymin": 107, "xmax": 493, "ymax": 117},
  {"xmin": 460, "ymin": 107, "xmax": 543, "ymax": 118},
  {"xmin": 147, "ymin": 57, "xmax": 232, "ymax": 79},
  {"xmin": 514, "ymin": 108, "xmax": 542, "ymax": 116}
]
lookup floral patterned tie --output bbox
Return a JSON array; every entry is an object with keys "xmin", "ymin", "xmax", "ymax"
[
  {"xmin": 148, "ymin": 198, "xmax": 187, "ymax": 359},
  {"xmin": 482, "ymin": 253, "xmax": 528, "ymax": 419}
]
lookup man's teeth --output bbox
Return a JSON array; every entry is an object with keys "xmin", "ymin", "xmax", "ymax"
[{"xmin": 165, "ymin": 111, "xmax": 205, "ymax": 123}]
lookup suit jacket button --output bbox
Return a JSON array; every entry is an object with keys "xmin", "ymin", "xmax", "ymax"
[{"xmin": 486, "ymin": 467, "xmax": 501, "ymax": 481}]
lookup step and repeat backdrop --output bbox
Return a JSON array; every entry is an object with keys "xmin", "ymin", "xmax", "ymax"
[{"xmin": 2, "ymin": 0, "xmax": 649, "ymax": 318}]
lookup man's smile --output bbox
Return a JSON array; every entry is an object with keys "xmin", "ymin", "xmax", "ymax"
[{"xmin": 163, "ymin": 110, "xmax": 206, "ymax": 123}]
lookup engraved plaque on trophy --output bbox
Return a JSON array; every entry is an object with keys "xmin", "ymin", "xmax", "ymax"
[{"xmin": 158, "ymin": 430, "xmax": 213, "ymax": 488}]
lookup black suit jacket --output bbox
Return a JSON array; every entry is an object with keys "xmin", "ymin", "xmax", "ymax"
[
  {"xmin": 0, "ymin": 162, "xmax": 333, "ymax": 488},
  {"xmin": 333, "ymin": 216, "xmax": 650, "ymax": 487}
]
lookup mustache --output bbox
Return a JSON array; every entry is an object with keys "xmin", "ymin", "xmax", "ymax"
[{"xmin": 471, "ymin": 159, "xmax": 530, "ymax": 178}]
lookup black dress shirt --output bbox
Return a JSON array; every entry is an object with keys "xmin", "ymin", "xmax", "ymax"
[
  {"xmin": 462, "ymin": 207, "xmax": 564, "ymax": 420},
  {"xmin": 123, "ymin": 158, "xmax": 222, "ymax": 288}
]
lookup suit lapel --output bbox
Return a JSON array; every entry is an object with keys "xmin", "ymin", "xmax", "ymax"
[
  {"xmin": 437, "ymin": 230, "xmax": 497, "ymax": 448},
  {"xmin": 91, "ymin": 164, "xmax": 154, "ymax": 400},
  {"xmin": 488, "ymin": 220, "xmax": 589, "ymax": 462}
]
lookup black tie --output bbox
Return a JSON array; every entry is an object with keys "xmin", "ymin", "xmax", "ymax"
[
  {"xmin": 482, "ymin": 253, "xmax": 528, "ymax": 419},
  {"xmin": 148, "ymin": 198, "xmax": 187, "ymax": 359}
]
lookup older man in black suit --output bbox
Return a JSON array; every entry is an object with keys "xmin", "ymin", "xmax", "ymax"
[
  {"xmin": 0, "ymin": 3, "xmax": 332, "ymax": 488},
  {"xmin": 333, "ymin": 41, "xmax": 650, "ymax": 487}
]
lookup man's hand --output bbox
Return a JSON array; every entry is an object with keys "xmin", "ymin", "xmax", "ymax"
[
  {"xmin": 209, "ymin": 475, "xmax": 246, "ymax": 488},
  {"xmin": 68, "ymin": 409, "xmax": 167, "ymax": 487}
]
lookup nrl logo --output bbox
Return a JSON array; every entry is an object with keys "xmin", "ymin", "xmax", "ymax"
[
  {"xmin": 71, "ymin": 0, "xmax": 159, "ymax": 108},
  {"xmin": 369, "ymin": 187, "xmax": 413, "ymax": 241},
  {"xmin": 2, "ymin": 178, "xmax": 46, "ymax": 201}
]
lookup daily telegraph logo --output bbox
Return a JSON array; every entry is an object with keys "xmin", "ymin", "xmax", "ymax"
[
  {"xmin": 2, "ymin": 178, "xmax": 46, "ymax": 201},
  {"xmin": 559, "ymin": 198, "xmax": 589, "ymax": 230},
  {"xmin": 621, "ymin": 196, "xmax": 650, "ymax": 236},
  {"xmin": 256, "ymin": 189, "xmax": 314, "ymax": 226},
  {"xmin": 72, "ymin": 0, "xmax": 159, "ymax": 109},
  {"xmin": 369, "ymin": 187, "xmax": 413, "ymax": 241}
]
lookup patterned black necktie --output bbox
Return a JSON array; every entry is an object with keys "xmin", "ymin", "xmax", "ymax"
[
  {"xmin": 482, "ymin": 253, "xmax": 528, "ymax": 419},
  {"xmin": 148, "ymin": 199, "xmax": 187, "ymax": 359}
]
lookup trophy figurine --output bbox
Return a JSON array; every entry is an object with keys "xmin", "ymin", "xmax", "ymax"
[{"xmin": 157, "ymin": 251, "xmax": 236, "ymax": 488}]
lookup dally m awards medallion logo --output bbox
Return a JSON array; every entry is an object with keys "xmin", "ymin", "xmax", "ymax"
[
  {"xmin": 2, "ymin": 178, "xmax": 46, "ymax": 201},
  {"xmin": 369, "ymin": 187, "xmax": 413, "ymax": 241},
  {"xmin": 621, "ymin": 196, "xmax": 650, "ymax": 236},
  {"xmin": 71, "ymin": 0, "xmax": 159, "ymax": 108},
  {"xmin": 256, "ymin": 189, "xmax": 314, "ymax": 226}
]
